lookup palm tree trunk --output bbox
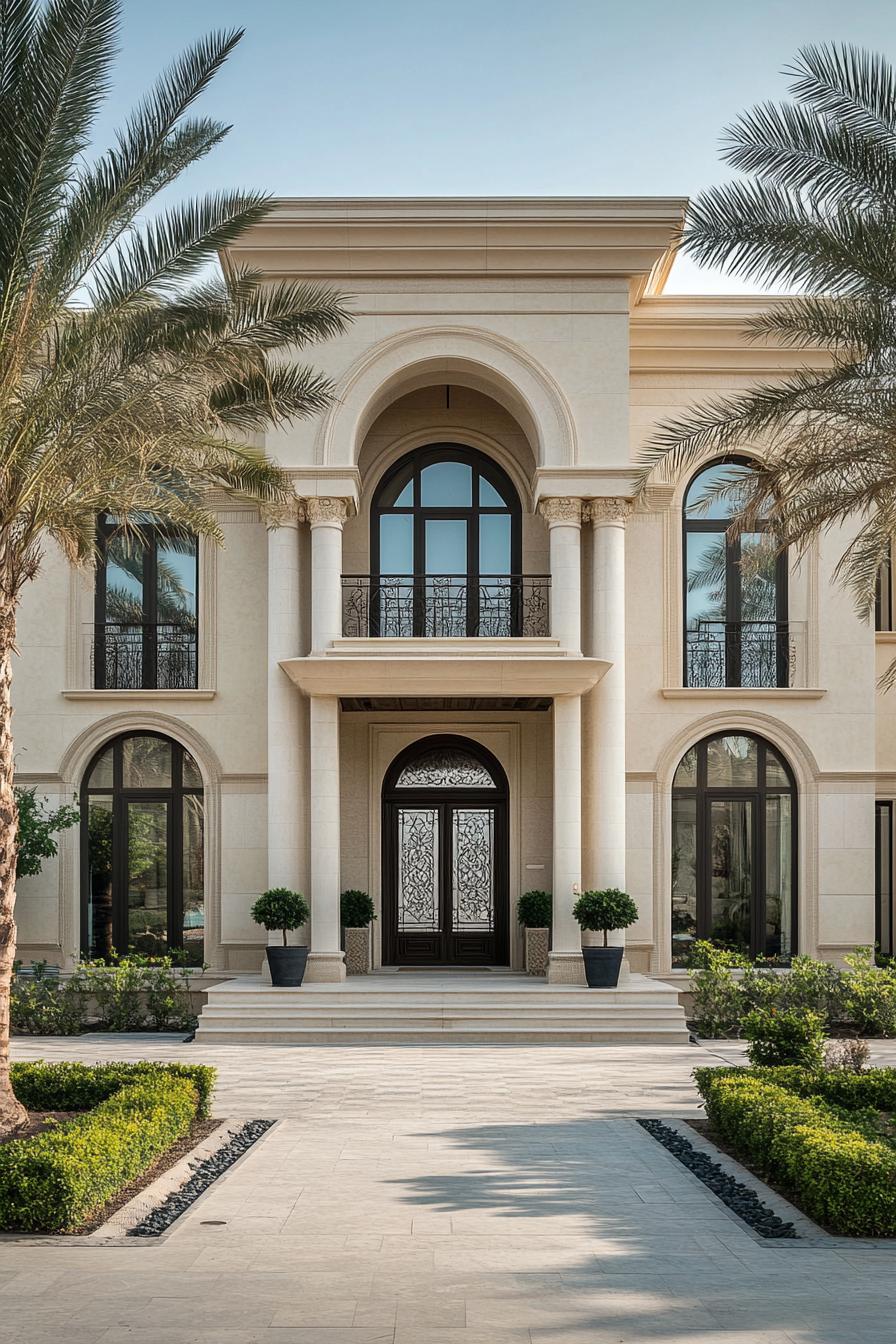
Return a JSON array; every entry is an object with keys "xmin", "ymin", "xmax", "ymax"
[{"xmin": 0, "ymin": 595, "xmax": 27, "ymax": 1135}]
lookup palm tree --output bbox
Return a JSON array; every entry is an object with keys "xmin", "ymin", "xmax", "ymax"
[
  {"xmin": 636, "ymin": 43, "xmax": 896, "ymax": 677},
  {"xmin": 0, "ymin": 1, "xmax": 351, "ymax": 1132}
]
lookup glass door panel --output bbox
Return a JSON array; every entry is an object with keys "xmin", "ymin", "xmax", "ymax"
[
  {"xmin": 671, "ymin": 796, "xmax": 698, "ymax": 966},
  {"xmin": 86, "ymin": 798, "xmax": 115, "ymax": 959},
  {"xmin": 451, "ymin": 808, "xmax": 495, "ymax": 932},
  {"xmin": 397, "ymin": 808, "xmax": 440, "ymax": 932},
  {"xmin": 378, "ymin": 514, "xmax": 415, "ymax": 636},
  {"xmin": 127, "ymin": 800, "xmax": 169, "ymax": 956},
  {"xmin": 182, "ymin": 795, "xmax": 205, "ymax": 966},
  {"xmin": 708, "ymin": 798, "xmax": 753, "ymax": 955},
  {"xmin": 424, "ymin": 519, "xmax": 468, "ymax": 636}
]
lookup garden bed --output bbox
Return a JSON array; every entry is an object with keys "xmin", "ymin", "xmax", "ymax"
[
  {"xmin": 0, "ymin": 1061, "xmax": 216, "ymax": 1233},
  {"xmin": 693, "ymin": 1065, "xmax": 896, "ymax": 1237}
]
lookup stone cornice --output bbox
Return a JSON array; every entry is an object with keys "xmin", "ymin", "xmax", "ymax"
[{"xmin": 221, "ymin": 196, "xmax": 685, "ymax": 292}]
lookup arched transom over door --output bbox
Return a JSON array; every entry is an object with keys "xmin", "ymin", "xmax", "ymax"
[{"xmin": 382, "ymin": 736, "xmax": 509, "ymax": 966}]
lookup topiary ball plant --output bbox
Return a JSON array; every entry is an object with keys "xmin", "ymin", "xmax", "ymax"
[
  {"xmin": 517, "ymin": 890, "xmax": 552, "ymax": 928},
  {"xmin": 341, "ymin": 889, "xmax": 376, "ymax": 928},
  {"xmin": 572, "ymin": 888, "xmax": 639, "ymax": 946},
  {"xmin": 250, "ymin": 888, "xmax": 310, "ymax": 946}
]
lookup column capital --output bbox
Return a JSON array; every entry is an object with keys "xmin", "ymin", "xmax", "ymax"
[
  {"xmin": 585, "ymin": 497, "xmax": 633, "ymax": 526},
  {"xmin": 304, "ymin": 496, "xmax": 352, "ymax": 527},
  {"xmin": 538, "ymin": 496, "xmax": 583, "ymax": 527}
]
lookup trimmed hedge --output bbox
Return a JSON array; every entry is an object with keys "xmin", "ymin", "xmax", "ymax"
[
  {"xmin": 0, "ymin": 1061, "xmax": 217, "ymax": 1232},
  {"xmin": 751, "ymin": 1064, "xmax": 896, "ymax": 1113},
  {"xmin": 694, "ymin": 1067, "xmax": 896, "ymax": 1236},
  {"xmin": 10, "ymin": 1060, "xmax": 215, "ymax": 1118}
]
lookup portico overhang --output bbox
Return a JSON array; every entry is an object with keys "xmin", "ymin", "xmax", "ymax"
[{"xmin": 280, "ymin": 650, "xmax": 609, "ymax": 698}]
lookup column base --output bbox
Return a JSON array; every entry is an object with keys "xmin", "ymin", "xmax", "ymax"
[
  {"xmin": 546, "ymin": 951, "xmax": 586, "ymax": 986},
  {"xmin": 304, "ymin": 952, "xmax": 347, "ymax": 983}
]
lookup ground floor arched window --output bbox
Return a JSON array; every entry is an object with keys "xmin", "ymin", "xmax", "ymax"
[
  {"xmin": 81, "ymin": 732, "xmax": 204, "ymax": 964},
  {"xmin": 671, "ymin": 732, "xmax": 796, "ymax": 966}
]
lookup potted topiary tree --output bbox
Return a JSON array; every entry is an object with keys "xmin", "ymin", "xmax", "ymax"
[
  {"xmin": 572, "ymin": 888, "xmax": 639, "ymax": 988},
  {"xmin": 251, "ymin": 888, "xmax": 311, "ymax": 986},
  {"xmin": 517, "ymin": 890, "xmax": 552, "ymax": 976},
  {"xmin": 341, "ymin": 890, "xmax": 376, "ymax": 975}
]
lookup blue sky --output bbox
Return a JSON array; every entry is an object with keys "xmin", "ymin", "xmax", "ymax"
[{"xmin": 103, "ymin": 0, "xmax": 896, "ymax": 291}]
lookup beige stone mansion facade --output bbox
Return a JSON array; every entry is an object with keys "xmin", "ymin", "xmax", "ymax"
[{"xmin": 12, "ymin": 199, "xmax": 895, "ymax": 987}]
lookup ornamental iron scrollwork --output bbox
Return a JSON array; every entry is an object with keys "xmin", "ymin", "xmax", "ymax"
[
  {"xmin": 396, "ymin": 747, "xmax": 497, "ymax": 790},
  {"xmin": 452, "ymin": 808, "xmax": 495, "ymax": 931},
  {"xmin": 397, "ymin": 808, "xmax": 439, "ymax": 931},
  {"xmin": 341, "ymin": 574, "xmax": 550, "ymax": 638}
]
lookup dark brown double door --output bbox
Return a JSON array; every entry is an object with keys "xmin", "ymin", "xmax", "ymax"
[{"xmin": 381, "ymin": 738, "xmax": 509, "ymax": 966}]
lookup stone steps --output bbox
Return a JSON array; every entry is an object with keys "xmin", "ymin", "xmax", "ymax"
[{"xmin": 193, "ymin": 972, "xmax": 691, "ymax": 1045}]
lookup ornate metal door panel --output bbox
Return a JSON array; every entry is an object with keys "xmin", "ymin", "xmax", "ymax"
[{"xmin": 383, "ymin": 737, "xmax": 508, "ymax": 966}]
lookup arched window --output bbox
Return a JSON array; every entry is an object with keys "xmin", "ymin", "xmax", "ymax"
[
  {"xmin": 81, "ymin": 732, "xmax": 204, "ymax": 964},
  {"xmin": 369, "ymin": 445, "xmax": 524, "ymax": 637},
  {"xmin": 671, "ymin": 732, "xmax": 797, "ymax": 966},
  {"xmin": 95, "ymin": 514, "xmax": 198, "ymax": 689},
  {"xmin": 683, "ymin": 459, "xmax": 788, "ymax": 687}
]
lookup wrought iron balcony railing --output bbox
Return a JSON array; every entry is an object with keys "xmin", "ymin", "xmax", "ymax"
[
  {"xmin": 685, "ymin": 620, "xmax": 806, "ymax": 689},
  {"xmin": 90, "ymin": 622, "xmax": 198, "ymax": 690},
  {"xmin": 341, "ymin": 574, "xmax": 551, "ymax": 639}
]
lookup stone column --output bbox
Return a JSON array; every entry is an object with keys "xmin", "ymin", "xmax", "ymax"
[
  {"xmin": 266, "ymin": 516, "xmax": 303, "ymax": 959},
  {"xmin": 548, "ymin": 693, "xmax": 585, "ymax": 984},
  {"xmin": 586, "ymin": 498, "xmax": 632, "ymax": 949},
  {"xmin": 538, "ymin": 497, "xmax": 583, "ymax": 653},
  {"xmin": 306, "ymin": 694, "xmax": 346, "ymax": 982},
  {"xmin": 306, "ymin": 497, "xmax": 349, "ymax": 652}
]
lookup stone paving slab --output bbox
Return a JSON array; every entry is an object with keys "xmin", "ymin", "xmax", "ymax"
[{"xmin": 8, "ymin": 1036, "xmax": 896, "ymax": 1343}]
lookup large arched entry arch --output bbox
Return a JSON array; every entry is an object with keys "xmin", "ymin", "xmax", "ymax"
[{"xmin": 382, "ymin": 735, "xmax": 509, "ymax": 966}]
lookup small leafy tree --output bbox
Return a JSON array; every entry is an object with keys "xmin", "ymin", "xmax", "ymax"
[
  {"xmin": 572, "ymin": 889, "xmax": 639, "ymax": 945},
  {"xmin": 340, "ymin": 890, "xmax": 375, "ymax": 928},
  {"xmin": 14, "ymin": 788, "xmax": 79, "ymax": 879},
  {"xmin": 250, "ymin": 889, "xmax": 310, "ymax": 946},
  {"xmin": 516, "ymin": 890, "xmax": 552, "ymax": 927}
]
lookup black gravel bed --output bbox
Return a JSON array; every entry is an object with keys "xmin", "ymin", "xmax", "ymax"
[
  {"xmin": 128, "ymin": 1119, "xmax": 275, "ymax": 1237},
  {"xmin": 637, "ymin": 1118, "xmax": 798, "ymax": 1239}
]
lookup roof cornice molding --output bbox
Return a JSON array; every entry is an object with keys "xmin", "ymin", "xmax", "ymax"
[{"xmin": 221, "ymin": 195, "xmax": 686, "ymax": 289}]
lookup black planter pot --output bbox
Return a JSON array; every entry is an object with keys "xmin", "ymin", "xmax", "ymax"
[
  {"xmin": 582, "ymin": 945, "xmax": 624, "ymax": 989},
  {"xmin": 266, "ymin": 945, "xmax": 309, "ymax": 987}
]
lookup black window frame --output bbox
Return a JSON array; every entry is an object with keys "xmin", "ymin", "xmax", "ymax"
[
  {"xmin": 94, "ymin": 514, "xmax": 199, "ymax": 690},
  {"xmin": 682, "ymin": 456, "xmax": 789, "ymax": 688},
  {"xmin": 671, "ymin": 731, "xmax": 798, "ymax": 964},
  {"xmin": 370, "ymin": 444, "xmax": 523, "ymax": 637},
  {"xmin": 80, "ymin": 731, "xmax": 204, "ymax": 962},
  {"xmin": 876, "ymin": 799, "xmax": 894, "ymax": 958}
]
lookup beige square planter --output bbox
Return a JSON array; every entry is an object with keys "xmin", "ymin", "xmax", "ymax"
[
  {"xmin": 344, "ymin": 926, "xmax": 371, "ymax": 976},
  {"xmin": 524, "ymin": 927, "xmax": 550, "ymax": 977}
]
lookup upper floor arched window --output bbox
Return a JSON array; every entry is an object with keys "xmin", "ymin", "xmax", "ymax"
[
  {"xmin": 367, "ymin": 445, "xmax": 527, "ymax": 637},
  {"xmin": 94, "ymin": 514, "xmax": 197, "ymax": 690},
  {"xmin": 683, "ymin": 458, "xmax": 788, "ymax": 688}
]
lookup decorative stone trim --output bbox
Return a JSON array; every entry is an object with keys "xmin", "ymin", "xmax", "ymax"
[
  {"xmin": 344, "ymin": 927, "xmax": 371, "ymax": 975},
  {"xmin": 584, "ymin": 497, "xmax": 633, "ymax": 525},
  {"xmin": 537, "ymin": 497, "xmax": 583, "ymax": 526},
  {"xmin": 546, "ymin": 950, "xmax": 587, "ymax": 985},
  {"xmin": 524, "ymin": 927, "xmax": 550, "ymax": 977},
  {"xmin": 304, "ymin": 496, "xmax": 352, "ymax": 526}
]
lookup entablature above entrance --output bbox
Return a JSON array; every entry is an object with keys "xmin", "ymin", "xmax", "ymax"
[{"xmin": 279, "ymin": 650, "xmax": 608, "ymax": 698}]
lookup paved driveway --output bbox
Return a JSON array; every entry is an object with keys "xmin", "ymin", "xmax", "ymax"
[{"xmin": 6, "ymin": 1036, "xmax": 896, "ymax": 1343}]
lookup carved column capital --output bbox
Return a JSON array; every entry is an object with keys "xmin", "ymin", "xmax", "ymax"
[
  {"xmin": 537, "ymin": 496, "xmax": 584, "ymax": 527},
  {"xmin": 584, "ymin": 497, "xmax": 633, "ymax": 526},
  {"xmin": 304, "ymin": 496, "xmax": 351, "ymax": 527}
]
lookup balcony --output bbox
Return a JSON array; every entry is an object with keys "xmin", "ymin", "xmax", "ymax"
[
  {"xmin": 90, "ymin": 622, "xmax": 198, "ymax": 691},
  {"xmin": 341, "ymin": 575, "xmax": 551, "ymax": 639},
  {"xmin": 685, "ymin": 620, "xmax": 807, "ymax": 690}
]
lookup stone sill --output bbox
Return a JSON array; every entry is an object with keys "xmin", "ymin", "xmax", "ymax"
[
  {"xmin": 62, "ymin": 689, "xmax": 216, "ymax": 701},
  {"xmin": 661, "ymin": 687, "xmax": 826, "ymax": 701}
]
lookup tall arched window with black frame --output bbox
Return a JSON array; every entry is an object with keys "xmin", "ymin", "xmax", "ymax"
[{"xmin": 683, "ymin": 459, "xmax": 788, "ymax": 688}]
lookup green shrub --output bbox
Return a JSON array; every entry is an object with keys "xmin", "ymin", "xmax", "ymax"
[
  {"xmin": 11, "ymin": 962, "xmax": 85, "ymax": 1035},
  {"xmin": 572, "ymin": 888, "xmax": 639, "ymax": 943},
  {"xmin": 10, "ymin": 1060, "xmax": 216, "ymax": 1118},
  {"xmin": 694, "ymin": 1068, "xmax": 896, "ymax": 1236},
  {"xmin": 842, "ymin": 951, "xmax": 896, "ymax": 1037},
  {"xmin": 742, "ymin": 1007, "xmax": 825, "ymax": 1069},
  {"xmin": 0, "ymin": 1070, "xmax": 202, "ymax": 1232},
  {"xmin": 688, "ymin": 941, "xmax": 747, "ymax": 1037},
  {"xmin": 340, "ymin": 889, "xmax": 376, "ymax": 927},
  {"xmin": 749, "ymin": 1063, "xmax": 896, "ymax": 1113},
  {"xmin": 250, "ymin": 888, "xmax": 310, "ymax": 944},
  {"xmin": 516, "ymin": 890, "xmax": 552, "ymax": 927},
  {"xmin": 68, "ymin": 955, "xmax": 202, "ymax": 1032}
]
